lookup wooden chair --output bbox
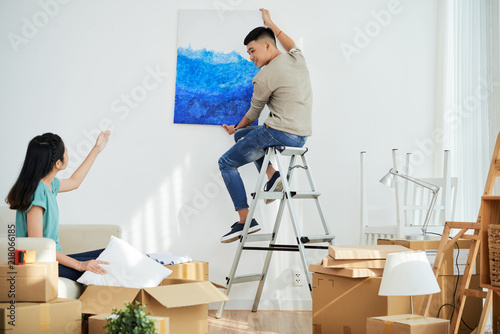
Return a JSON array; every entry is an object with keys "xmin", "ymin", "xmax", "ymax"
[{"xmin": 360, "ymin": 150, "xmax": 458, "ymax": 244}]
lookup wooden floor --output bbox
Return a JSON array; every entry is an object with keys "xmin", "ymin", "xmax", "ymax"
[{"xmin": 208, "ymin": 310, "xmax": 312, "ymax": 334}]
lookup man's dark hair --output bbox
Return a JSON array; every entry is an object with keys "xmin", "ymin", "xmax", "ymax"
[{"xmin": 244, "ymin": 26, "xmax": 276, "ymax": 46}]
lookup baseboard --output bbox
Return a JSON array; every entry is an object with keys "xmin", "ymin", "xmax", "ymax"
[{"xmin": 209, "ymin": 299, "xmax": 312, "ymax": 311}]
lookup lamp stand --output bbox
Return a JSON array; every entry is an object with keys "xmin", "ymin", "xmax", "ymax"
[{"xmin": 402, "ymin": 176, "xmax": 440, "ymax": 241}]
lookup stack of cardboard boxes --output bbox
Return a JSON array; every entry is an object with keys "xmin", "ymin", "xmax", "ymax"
[
  {"xmin": 0, "ymin": 262, "xmax": 82, "ymax": 333},
  {"xmin": 309, "ymin": 245, "xmax": 412, "ymax": 334},
  {"xmin": 84, "ymin": 261, "xmax": 228, "ymax": 334},
  {"xmin": 0, "ymin": 260, "xmax": 225, "ymax": 334},
  {"xmin": 378, "ymin": 239, "xmax": 482, "ymax": 333}
]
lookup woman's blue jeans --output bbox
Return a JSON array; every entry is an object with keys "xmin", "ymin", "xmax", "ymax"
[
  {"xmin": 218, "ymin": 125, "xmax": 307, "ymax": 211},
  {"xmin": 59, "ymin": 248, "xmax": 105, "ymax": 281}
]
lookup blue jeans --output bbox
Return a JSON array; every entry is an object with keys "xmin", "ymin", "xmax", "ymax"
[
  {"xmin": 59, "ymin": 248, "xmax": 105, "ymax": 281},
  {"xmin": 219, "ymin": 125, "xmax": 307, "ymax": 211}
]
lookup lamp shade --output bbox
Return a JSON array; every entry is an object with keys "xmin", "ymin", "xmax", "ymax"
[
  {"xmin": 379, "ymin": 251, "xmax": 440, "ymax": 296},
  {"xmin": 379, "ymin": 169, "xmax": 395, "ymax": 187}
]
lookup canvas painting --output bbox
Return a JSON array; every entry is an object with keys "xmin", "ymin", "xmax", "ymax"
[{"xmin": 174, "ymin": 9, "xmax": 261, "ymax": 125}]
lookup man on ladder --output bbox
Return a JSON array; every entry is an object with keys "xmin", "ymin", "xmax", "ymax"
[{"xmin": 219, "ymin": 8, "xmax": 313, "ymax": 243}]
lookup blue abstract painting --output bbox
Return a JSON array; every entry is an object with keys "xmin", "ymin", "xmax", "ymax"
[
  {"xmin": 174, "ymin": 46, "xmax": 259, "ymax": 125},
  {"xmin": 174, "ymin": 10, "xmax": 261, "ymax": 125}
]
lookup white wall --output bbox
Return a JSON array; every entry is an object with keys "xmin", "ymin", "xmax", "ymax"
[{"xmin": 0, "ymin": 0, "xmax": 438, "ymax": 310}]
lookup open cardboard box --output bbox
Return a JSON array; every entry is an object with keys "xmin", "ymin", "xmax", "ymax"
[{"xmin": 79, "ymin": 278, "xmax": 229, "ymax": 334}]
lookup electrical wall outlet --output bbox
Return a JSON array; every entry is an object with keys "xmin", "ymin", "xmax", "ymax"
[{"xmin": 292, "ymin": 269, "xmax": 303, "ymax": 287}]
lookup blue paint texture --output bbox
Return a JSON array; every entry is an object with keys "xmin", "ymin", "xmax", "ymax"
[{"xmin": 174, "ymin": 46, "xmax": 259, "ymax": 125}]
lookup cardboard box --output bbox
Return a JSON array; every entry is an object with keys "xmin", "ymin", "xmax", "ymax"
[
  {"xmin": 79, "ymin": 278, "xmax": 230, "ymax": 334},
  {"xmin": 377, "ymin": 238, "xmax": 479, "ymax": 275},
  {"xmin": 0, "ymin": 298, "xmax": 81, "ymax": 333},
  {"xmin": 413, "ymin": 275, "xmax": 482, "ymax": 334},
  {"xmin": 367, "ymin": 314, "xmax": 449, "ymax": 334},
  {"xmin": 312, "ymin": 272, "xmax": 410, "ymax": 334},
  {"xmin": 322, "ymin": 255, "xmax": 386, "ymax": 269},
  {"xmin": 329, "ymin": 245, "xmax": 410, "ymax": 260},
  {"xmin": 164, "ymin": 261, "xmax": 208, "ymax": 281},
  {"xmin": 89, "ymin": 313, "xmax": 169, "ymax": 334},
  {"xmin": 0, "ymin": 262, "xmax": 58, "ymax": 302},
  {"xmin": 310, "ymin": 263, "xmax": 383, "ymax": 278}
]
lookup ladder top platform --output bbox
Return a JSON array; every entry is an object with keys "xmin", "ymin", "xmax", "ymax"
[{"xmin": 267, "ymin": 146, "xmax": 309, "ymax": 156}]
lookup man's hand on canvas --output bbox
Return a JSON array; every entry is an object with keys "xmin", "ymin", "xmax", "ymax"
[
  {"xmin": 222, "ymin": 124, "xmax": 236, "ymax": 135},
  {"xmin": 260, "ymin": 8, "xmax": 274, "ymax": 27},
  {"xmin": 259, "ymin": 8, "xmax": 294, "ymax": 52}
]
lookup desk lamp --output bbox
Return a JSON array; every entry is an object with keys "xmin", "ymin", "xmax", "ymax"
[{"xmin": 380, "ymin": 168, "xmax": 440, "ymax": 240}]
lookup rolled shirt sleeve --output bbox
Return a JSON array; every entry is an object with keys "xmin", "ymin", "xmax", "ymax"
[{"xmin": 245, "ymin": 78, "xmax": 272, "ymax": 121}]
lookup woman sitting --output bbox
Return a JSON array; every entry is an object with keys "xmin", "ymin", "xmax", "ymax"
[{"xmin": 6, "ymin": 131, "xmax": 111, "ymax": 281}]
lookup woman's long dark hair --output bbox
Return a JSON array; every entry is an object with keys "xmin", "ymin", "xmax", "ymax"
[{"xmin": 6, "ymin": 133, "xmax": 65, "ymax": 211}]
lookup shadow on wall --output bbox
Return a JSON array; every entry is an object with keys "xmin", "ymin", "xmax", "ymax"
[{"xmin": 120, "ymin": 146, "xmax": 326, "ymax": 300}]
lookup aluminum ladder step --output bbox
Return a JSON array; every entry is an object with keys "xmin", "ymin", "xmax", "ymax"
[
  {"xmin": 252, "ymin": 191, "xmax": 321, "ymax": 200},
  {"xmin": 300, "ymin": 235, "xmax": 336, "ymax": 244},
  {"xmin": 230, "ymin": 274, "xmax": 264, "ymax": 284},
  {"xmin": 244, "ymin": 233, "xmax": 274, "ymax": 242},
  {"xmin": 273, "ymin": 146, "xmax": 308, "ymax": 156}
]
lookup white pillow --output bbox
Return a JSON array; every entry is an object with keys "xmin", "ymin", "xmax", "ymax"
[{"xmin": 77, "ymin": 236, "xmax": 172, "ymax": 288}]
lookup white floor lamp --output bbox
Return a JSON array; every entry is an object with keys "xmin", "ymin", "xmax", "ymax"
[{"xmin": 378, "ymin": 251, "xmax": 441, "ymax": 314}]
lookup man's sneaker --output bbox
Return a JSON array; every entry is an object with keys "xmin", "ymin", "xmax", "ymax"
[
  {"xmin": 264, "ymin": 171, "xmax": 283, "ymax": 204},
  {"xmin": 220, "ymin": 219, "xmax": 261, "ymax": 243}
]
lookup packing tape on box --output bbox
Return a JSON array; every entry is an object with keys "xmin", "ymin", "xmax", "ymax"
[
  {"xmin": 383, "ymin": 316, "xmax": 426, "ymax": 333},
  {"xmin": 39, "ymin": 303, "xmax": 50, "ymax": 330},
  {"xmin": 318, "ymin": 278, "xmax": 372, "ymax": 313},
  {"xmin": 160, "ymin": 319, "xmax": 166, "ymax": 334},
  {"xmin": 25, "ymin": 250, "xmax": 36, "ymax": 263},
  {"xmin": 384, "ymin": 321, "xmax": 393, "ymax": 333}
]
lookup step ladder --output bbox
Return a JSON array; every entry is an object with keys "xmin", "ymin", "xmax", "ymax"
[{"xmin": 216, "ymin": 146, "xmax": 335, "ymax": 318}]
